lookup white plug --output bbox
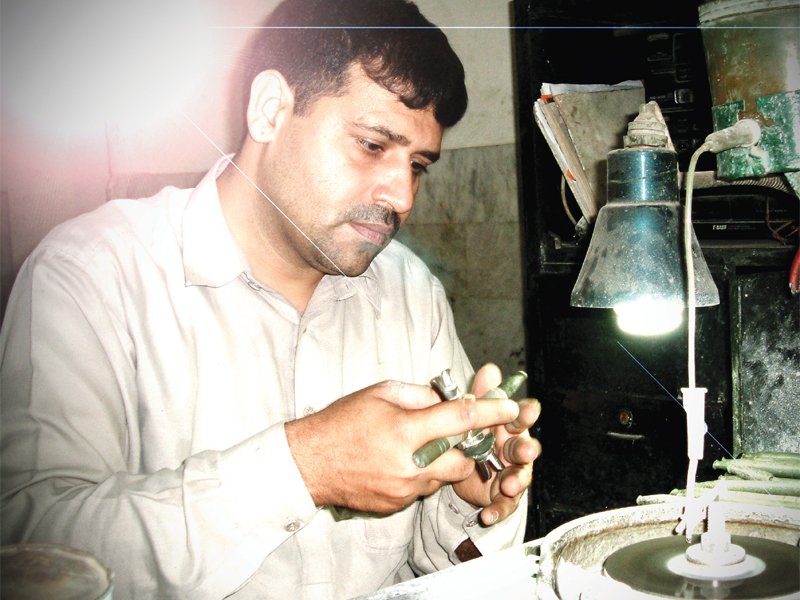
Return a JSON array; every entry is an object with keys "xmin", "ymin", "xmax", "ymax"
[
  {"xmin": 703, "ymin": 119, "xmax": 762, "ymax": 153},
  {"xmin": 682, "ymin": 387, "xmax": 707, "ymax": 460}
]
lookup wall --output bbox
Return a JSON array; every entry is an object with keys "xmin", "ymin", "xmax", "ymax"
[
  {"xmin": 399, "ymin": 145, "xmax": 525, "ymax": 376},
  {"xmin": 0, "ymin": 0, "xmax": 524, "ymax": 378},
  {"xmin": 403, "ymin": 1, "xmax": 526, "ymax": 377}
]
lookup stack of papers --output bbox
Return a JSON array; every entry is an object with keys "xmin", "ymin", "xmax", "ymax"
[{"xmin": 533, "ymin": 81, "xmax": 645, "ymax": 222}]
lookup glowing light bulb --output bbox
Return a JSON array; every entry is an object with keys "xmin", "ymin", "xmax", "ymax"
[{"xmin": 613, "ymin": 298, "xmax": 683, "ymax": 336}]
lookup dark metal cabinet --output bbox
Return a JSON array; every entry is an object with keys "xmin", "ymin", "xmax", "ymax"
[{"xmin": 512, "ymin": 0, "xmax": 799, "ymax": 540}]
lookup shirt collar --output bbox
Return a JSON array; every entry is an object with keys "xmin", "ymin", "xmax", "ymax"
[
  {"xmin": 324, "ymin": 268, "xmax": 380, "ymax": 316},
  {"xmin": 182, "ymin": 156, "xmax": 245, "ymax": 287}
]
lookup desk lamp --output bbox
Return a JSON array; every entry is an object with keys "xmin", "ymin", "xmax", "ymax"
[
  {"xmin": 570, "ymin": 101, "xmax": 719, "ymax": 336},
  {"xmin": 570, "ymin": 100, "xmax": 762, "ymax": 545}
]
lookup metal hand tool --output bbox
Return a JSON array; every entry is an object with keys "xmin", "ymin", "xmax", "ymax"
[{"xmin": 413, "ymin": 369, "xmax": 528, "ymax": 480}]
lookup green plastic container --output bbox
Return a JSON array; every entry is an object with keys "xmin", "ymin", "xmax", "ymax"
[{"xmin": 699, "ymin": 0, "xmax": 800, "ymax": 179}]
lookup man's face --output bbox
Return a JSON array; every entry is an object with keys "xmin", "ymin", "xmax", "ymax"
[{"xmin": 259, "ymin": 64, "xmax": 444, "ymax": 277}]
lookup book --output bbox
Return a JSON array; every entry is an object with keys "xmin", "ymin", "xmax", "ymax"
[{"xmin": 534, "ymin": 81, "xmax": 645, "ymax": 222}]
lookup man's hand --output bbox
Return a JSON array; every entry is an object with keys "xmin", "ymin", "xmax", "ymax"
[
  {"xmin": 452, "ymin": 363, "xmax": 541, "ymax": 526},
  {"xmin": 285, "ymin": 379, "xmax": 520, "ymax": 514}
]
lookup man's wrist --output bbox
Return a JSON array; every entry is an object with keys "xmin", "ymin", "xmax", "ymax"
[{"xmin": 285, "ymin": 418, "xmax": 327, "ymax": 506}]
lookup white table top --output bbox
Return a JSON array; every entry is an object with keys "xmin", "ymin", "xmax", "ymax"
[{"xmin": 353, "ymin": 539, "xmax": 544, "ymax": 600}]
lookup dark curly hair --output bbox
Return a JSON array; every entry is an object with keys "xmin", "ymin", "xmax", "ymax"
[{"xmin": 242, "ymin": 0, "xmax": 468, "ymax": 128}]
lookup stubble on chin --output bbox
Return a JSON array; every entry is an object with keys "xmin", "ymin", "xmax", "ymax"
[
  {"xmin": 313, "ymin": 240, "xmax": 387, "ymax": 277},
  {"xmin": 312, "ymin": 205, "xmax": 401, "ymax": 276}
]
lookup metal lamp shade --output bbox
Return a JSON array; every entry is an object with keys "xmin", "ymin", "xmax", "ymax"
[{"xmin": 571, "ymin": 147, "xmax": 720, "ymax": 309}]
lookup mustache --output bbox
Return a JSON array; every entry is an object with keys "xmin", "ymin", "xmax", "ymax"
[{"xmin": 344, "ymin": 206, "xmax": 400, "ymax": 234}]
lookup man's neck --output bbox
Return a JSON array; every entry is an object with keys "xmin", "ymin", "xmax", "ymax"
[{"xmin": 216, "ymin": 158, "xmax": 322, "ymax": 314}]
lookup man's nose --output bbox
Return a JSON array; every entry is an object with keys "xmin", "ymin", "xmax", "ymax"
[{"xmin": 373, "ymin": 165, "xmax": 416, "ymax": 215}]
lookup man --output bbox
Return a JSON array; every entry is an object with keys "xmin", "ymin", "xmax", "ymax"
[{"xmin": 0, "ymin": 0, "xmax": 541, "ymax": 598}]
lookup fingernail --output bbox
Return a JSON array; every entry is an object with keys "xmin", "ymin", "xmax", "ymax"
[
  {"xmin": 485, "ymin": 510, "xmax": 499, "ymax": 524},
  {"xmin": 508, "ymin": 417, "xmax": 524, "ymax": 432}
]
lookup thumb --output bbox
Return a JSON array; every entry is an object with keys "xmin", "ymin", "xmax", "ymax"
[{"xmin": 472, "ymin": 363, "xmax": 503, "ymax": 398}]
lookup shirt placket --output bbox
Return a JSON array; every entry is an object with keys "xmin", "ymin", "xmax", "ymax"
[{"xmin": 293, "ymin": 299, "xmax": 343, "ymax": 596}]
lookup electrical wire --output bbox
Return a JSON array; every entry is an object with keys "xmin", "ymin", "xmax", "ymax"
[
  {"xmin": 683, "ymin": 119, "xmax": 760, "ymax": 387},
  {"xmin": 790, "ymin": 246, "xmax": 800, "ymax": 295},
  {"xmin": 560, "ymin": 175, "xmax": 578, "ymax": 226},
  {"xmin": 681, "ymin": 141, "xmax": 712, "ymax": 539},
  {"xmin": 680, "ymin": 120, "xmax": 763, "ymax": 538},
  {"xmin": 684, "ymin": 142, "xmax": 711, "ymax": 391},
  {"xmin": 766, "ymin": 198, "xmax": 799, "ymax": 243}
]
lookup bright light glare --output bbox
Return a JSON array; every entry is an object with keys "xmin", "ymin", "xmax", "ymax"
[
  {"xmin": 2, "ymin": 1, "xmax": 223, "ymax": 138},
  {"xmin": 613, "ymin": 298, "xmax": 683, "ymax": 336}
]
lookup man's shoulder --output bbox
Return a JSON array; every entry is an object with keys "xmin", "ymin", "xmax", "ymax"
[
  {"xmin": 369, "ymin": 239, "xmax": 447, "ymax": 299},
  {"xmin": 373, "ymin": 239, "xmax": 435, "ymax": 279},
  {"xmin": 35, "ymin": 186, "xmax": 191, "ymax": 266}
]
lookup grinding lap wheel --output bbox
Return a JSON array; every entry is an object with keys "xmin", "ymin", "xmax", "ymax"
[{"xmin": 602, "ymin": 535, "xmax": 800, "ymax": 599}]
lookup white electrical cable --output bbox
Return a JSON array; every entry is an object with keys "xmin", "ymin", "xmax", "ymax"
[
  {"xmin": 679, "ymin": 119, "xmax": 762, "ymax": 540},
  {"xmin": 560, "ymin": 176, "xmax": 578, "ymax": 226},
  {"xmin": 684, "ymin": 143, "xmax": 710, "ymax": 390},
  {"xmin": 681, "ymin": 143, "xmax": 711, "ymax": 539}
]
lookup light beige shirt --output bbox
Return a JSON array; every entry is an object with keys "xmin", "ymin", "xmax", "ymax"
[{"xmin": 0, "ymin": 159, "xmax": 526, "ymax": 599}]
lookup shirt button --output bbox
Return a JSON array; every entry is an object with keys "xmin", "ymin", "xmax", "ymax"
[
  {"xmin": 303, "ymin": 406, "xmax": 315, "ymax": 416},
  {"xmin": 284, "ymin": 520, "xmax": 301, "ymax": 532},
  {"xmin": 465, "ymin": 518, "xmax": 478, "ymax": 528},
  {"xmin": 448, "ymin": 502, "xmax": 460, "ymax": 514}
]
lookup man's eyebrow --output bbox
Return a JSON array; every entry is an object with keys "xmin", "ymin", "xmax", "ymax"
[{"xmin": 353, "ymin": 122, "xmax": 440, "ymax": 163}]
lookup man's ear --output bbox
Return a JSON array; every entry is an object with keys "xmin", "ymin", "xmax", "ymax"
[{"xmin": 246, "ymin": 70, "xmax": 293, "ymax": 144}]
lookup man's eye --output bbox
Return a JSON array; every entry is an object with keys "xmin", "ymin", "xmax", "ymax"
[
  {"xmin": 359, "ymin": 138, "xmax": 383, "ymax": 154},
  {"xmin": 411, "ymin": 161, "xmax": 429, "ymax": 175}
]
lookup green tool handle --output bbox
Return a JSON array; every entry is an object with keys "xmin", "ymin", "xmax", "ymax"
[
  {"xmin": 411, "ymin": 371, "xmax": 528, "ymax": 469},
  {"xmin": 412, "ymin": 434, "xmax": 468, "ymax": 468}
]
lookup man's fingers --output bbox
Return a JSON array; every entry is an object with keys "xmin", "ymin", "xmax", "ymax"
[
  {"xmin": 420, "ymin": 447, "xmax": 477, "ymax": 483},
  {"xmin": 379, "ymin": 380, "xmax": 443, "ymax": 410},
  {"xmin": 471, "ymin": 363, "xmax": 502, "ymax": 398},
  {"xmin": 503, "ymin": 434, "xmax": 541, "ymax": 465},
  {"xmin": 506, "ymin": 398, "xmax": 541, "ymax": 434},
  {"xmin": 478, "ymin": 465, "xmax": 533, "ymax": 525},
  {"xmin": 378, "ymin": 375, "xmax": 525, "ymax": 444},
  {"xmin": 500, "ymin": 463, "xmax": 533, "ymax": 497},
  {"xmin": 414, "ymin": 395, "xmax": 519, "ymax": 444},
  {"xmin": 479, "ymin": 491, "xmax": 521, "ymax": 525}
]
